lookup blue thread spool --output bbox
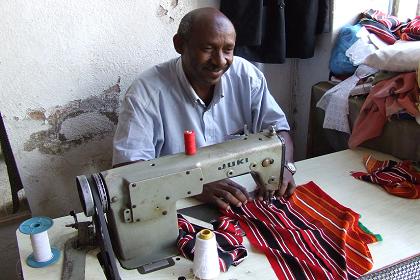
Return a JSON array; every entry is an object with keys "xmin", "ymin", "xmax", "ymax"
[{"xmin": 19, "ymin": 216, "xmax": 60, "ymax": 268}]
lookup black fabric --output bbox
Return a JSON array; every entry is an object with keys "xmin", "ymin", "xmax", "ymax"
[
  {"xmin": 221, "ymin": 0, "xmax": 286, "ymax": 63},
  {"xmin": 220, "ymin": 0, "xmax": 331, "ymax": 63},
  {"xmin": 285, "ymin": 0, "xmax": 329, "ymax": 58}
]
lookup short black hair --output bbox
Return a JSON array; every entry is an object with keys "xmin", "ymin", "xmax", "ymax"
[{"xmin": 177, "ymin": 11, "xmax": 194, "ymax": 40}]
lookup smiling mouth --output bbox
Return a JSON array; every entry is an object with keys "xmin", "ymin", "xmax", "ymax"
[{"xmin": 206, "ymin": 68, "xmax": 224, "ymax": 78}]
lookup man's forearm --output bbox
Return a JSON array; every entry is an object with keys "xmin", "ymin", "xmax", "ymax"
[{"xmin": 277, "ymin": 131, "xmax": 294, "ymax": 163}]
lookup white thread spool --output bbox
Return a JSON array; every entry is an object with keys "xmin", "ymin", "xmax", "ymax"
[
  {"xmin": 19, "ymin": 216, "xmax": 60, "ymax": 268},
  {"xmin": 193, "ymin": 229, "xmax": 220, "ymax": 280}
]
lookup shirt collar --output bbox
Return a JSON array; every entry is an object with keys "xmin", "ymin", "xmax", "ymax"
[{"xmin": 175, "ymin": 57, "xmax": 224, "ymax": 107}]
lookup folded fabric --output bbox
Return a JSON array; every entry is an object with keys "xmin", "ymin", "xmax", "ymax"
[
  {"xmin": 177, "ymin": 214, "xmax": 247, "ymax": 272},
  {"xmin": 400, "ymin": 16, "xmax": 420, "ymax": 41},
  {"xmin": 363, "ymin": 41, "xmax": 420, "ymax": 72},
  {"xmin": 359, "ymin": 9, "xmax": 404, "ymax": 44},
  {"xmin": 348, "ymin": 72, "xmax": 420, "ymax": 148},
  {"xmin": 329, "ymin": 24, "xmax": 361, "ymax": 75},
  {"xmin": 222, "ymin": 181, "xmax": 380, "ymax": 280},
  {"xmin": 351, "ymin": 155, "xmax": 420, "ymax": 199}
]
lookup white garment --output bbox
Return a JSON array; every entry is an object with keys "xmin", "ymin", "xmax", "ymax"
[
  {"xmin": 113, "ymin": 56, "xmax": 290, "ymax": 165},
  {"xmin": 316, "ymin": 65, "xmax": 377, "ymax": 133}
]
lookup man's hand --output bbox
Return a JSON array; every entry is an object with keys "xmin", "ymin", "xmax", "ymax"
[
  {"xmin": 256, "ymin": 168, "xmax": 297, "ymax": 201},
  {"xmin": 277, "ymin": 167, "xmax": 297, "ymax": 197},
  {"xmin": 194, "ymin": 179, "xmax": 250, "ymax": 210}
]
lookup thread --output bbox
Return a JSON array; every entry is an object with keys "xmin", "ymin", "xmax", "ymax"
[
  {"xmin": 30, "ymin": 231, "xmax": 53, "ymax": 262},
  {"xmin": 193, "ymin": 229, "xmax": 220, "ymax": 280},
  {"xmin": 184, "ymin": 130, "xmax": 196, "ymax": 155},
  {"xmin": 19, "ymin": 216, "xmax": 60, "ymax": 268}
]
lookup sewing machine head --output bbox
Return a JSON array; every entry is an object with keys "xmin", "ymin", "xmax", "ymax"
[{"xmin": 76, "ymin": 128, "xmax": 285, "ymax": 271}]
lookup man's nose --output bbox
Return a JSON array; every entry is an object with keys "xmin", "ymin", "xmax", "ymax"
[{"xmin": 211, "ymin": 50, "xmax": 227, "ymax": 66}]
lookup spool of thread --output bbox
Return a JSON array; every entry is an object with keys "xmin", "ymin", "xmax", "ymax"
[
  {"xmin": 19, "ymin": 216, "xmax": 60, "ymax": 268},
  {"xmin": 184, "ymin": 130, "xmax": 196, "ymax": 155},
  {"xmin": 193, "ymin": 229, "xmax": 220, "ymax": 280}
]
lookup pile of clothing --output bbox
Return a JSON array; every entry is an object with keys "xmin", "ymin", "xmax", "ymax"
[{"xmin": 317, "ymin": 9, "xmax": 420, "ymax": 150}]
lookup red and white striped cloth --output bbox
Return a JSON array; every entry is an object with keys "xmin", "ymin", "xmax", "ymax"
[
  {"xmin": 221, "ymin": 181, "xmax": 380, "ymax": 280},
  {"xmin": 177, "ymin": 214, "xmax": 247, "ymax": 272},
  {"xmin": 351, "ymin": 154, "xmax": 420, "ymax": 199}
]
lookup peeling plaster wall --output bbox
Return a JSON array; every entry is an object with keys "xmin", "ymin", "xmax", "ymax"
[{"xmin": 0, "ymin": 0, "xmax": 219, "ymax": 217}]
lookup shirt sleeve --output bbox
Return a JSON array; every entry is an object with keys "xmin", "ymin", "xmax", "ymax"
[
  {"xmin": 112, "ymin": 82, "xmax": 162, "ymax": 166},
  {"xmin": 250, "ymin": 73, "xmax": 290, "ymax": 133}
]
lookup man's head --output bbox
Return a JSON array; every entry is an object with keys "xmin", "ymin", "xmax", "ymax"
[{"xmin": 173, "ymin": 7, "xmax": 236, "ymax": 91}]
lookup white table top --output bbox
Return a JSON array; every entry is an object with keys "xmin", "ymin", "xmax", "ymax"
[{"xmin": 17, "ymin": 148, "xmax": 420, "ymax": 279}]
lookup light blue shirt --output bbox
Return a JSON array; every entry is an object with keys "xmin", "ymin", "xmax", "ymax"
[{"xmin": 113, "ymin": 56, "xmax": 290, "ymax": 165}]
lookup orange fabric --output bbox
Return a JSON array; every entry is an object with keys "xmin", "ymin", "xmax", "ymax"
[
  {"xmin": 349, "ymin": 72, "xmax": 420, "ymax": 148},
  {"xmin": 352, "ymin": 155, "xmax": 420, "ymax": 199}
]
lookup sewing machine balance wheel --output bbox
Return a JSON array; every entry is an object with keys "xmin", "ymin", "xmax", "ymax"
[
  {"xmin": 76, "ymin": 173, "xmax": 110, "ymax": 217},
  {"xmin": 76, "ymin": 173, "xmax": 121, "ymax": 280}
]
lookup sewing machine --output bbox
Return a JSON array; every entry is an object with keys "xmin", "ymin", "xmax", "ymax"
[{"xmin": 75, "ymin": 127, "xmax": 285, "ymax": 278}]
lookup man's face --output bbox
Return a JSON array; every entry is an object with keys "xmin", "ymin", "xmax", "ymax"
[{"xmin": 180, "ymin": 18, "xmax": 236, "ymax": 89}]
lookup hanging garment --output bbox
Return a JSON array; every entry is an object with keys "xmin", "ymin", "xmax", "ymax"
[
  {"xmin": 177, "ymin": 214, "xmax": 248, "ymax": 272},
  {"xmin": 221, "ymin": 181, "xmax": 380, "ymax": 280},
  {"xmin": 220, "ymin": 0, "xmax": 330, "ymax": 63},
  {"xmin": 351, "ymin": 155, "xmax": 420, "ymax": 199}
]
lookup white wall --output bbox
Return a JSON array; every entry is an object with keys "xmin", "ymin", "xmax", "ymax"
[{"xmin": 0, "ymin": 0, "xmax": 218, "ymax": 217}]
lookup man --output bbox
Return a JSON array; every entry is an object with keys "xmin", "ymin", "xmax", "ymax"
[{"xmin": 113, "ymin": 7, "xmax": 296, "ymax": 210}]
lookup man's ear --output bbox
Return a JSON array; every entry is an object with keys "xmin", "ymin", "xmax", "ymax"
[{"xmin": 173, "ymin": 34, "xmax": 184, "ymax": 54}]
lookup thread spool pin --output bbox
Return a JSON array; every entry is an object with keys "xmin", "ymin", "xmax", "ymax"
[{"xmin": 19, "ymin": 216, "xmax": 60, "ymax": 268}]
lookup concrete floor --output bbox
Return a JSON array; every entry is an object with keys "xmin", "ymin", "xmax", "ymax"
[{"xmin": 0, "ymin": 212, "xmax": 31, "ymax": 280}]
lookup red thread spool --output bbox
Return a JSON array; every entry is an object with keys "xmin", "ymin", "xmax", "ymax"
[{"xmin": 184, "ymin": 130, "xmax": 196, "ymax": 155}]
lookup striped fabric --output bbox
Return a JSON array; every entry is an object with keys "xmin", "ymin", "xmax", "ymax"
[
  {"xmin": 359, "ymin": 9, "xmax": 403, "ymax": 44},
  {"xmin": 221, "ymin": 181, "xmax": 380, "ymax": 280},
  {"xmin": 351, "ymin": 155, "xmax": 420, "ymax": 199},
  {"xmin": 362, "ymin": 9, "xmax": 402, "ymax": 31},
  {"xmin": 401, "ymin": 16, "xmax": 420, "ymax": 41},
  {"xmin": 177, "ymin": 214, "xmax": 247, "ymax": 272}
]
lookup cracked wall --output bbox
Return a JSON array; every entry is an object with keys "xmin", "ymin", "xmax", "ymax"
[
  {"xmin": 0, "ymin": 0, "xmax": 219, "ymax": 217},
  {"xmin": 24, "ymin": 82, "xmax": 120, "ymax": 155}
]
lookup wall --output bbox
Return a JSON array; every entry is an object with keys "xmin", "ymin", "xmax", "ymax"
[{"xmin": 0, "ymin": 0, "xmax": 218, "ymax": 217}]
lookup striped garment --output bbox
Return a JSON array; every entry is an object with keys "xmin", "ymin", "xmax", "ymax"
[
  {"xmin": 359, "ymin": 9, "xmax": 403, "ymax": 44},
  {"xmin": 177, "ymin": 214, "xmax": 248, "ymax": 272},
  {"xmin": 221, "ymin": 181, "xmax": 380, "ymax": 280},
  {"xmin": 351, "ymin": 155, "xmax": 420, "ymax": 199},
  {"xmin": 400, "ymin": 16, "xmax": 420, "ymax": 41}
]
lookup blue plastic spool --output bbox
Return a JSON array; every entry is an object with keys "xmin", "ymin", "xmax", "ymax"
[{"xmin": 19, "ymin": 216, "xmax": 60, "ymax": 268}]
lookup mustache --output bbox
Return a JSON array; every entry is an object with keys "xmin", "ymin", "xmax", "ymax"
[{"xmin": 205, "ymin": 65, "xmax": 228, "ymax": 72}]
